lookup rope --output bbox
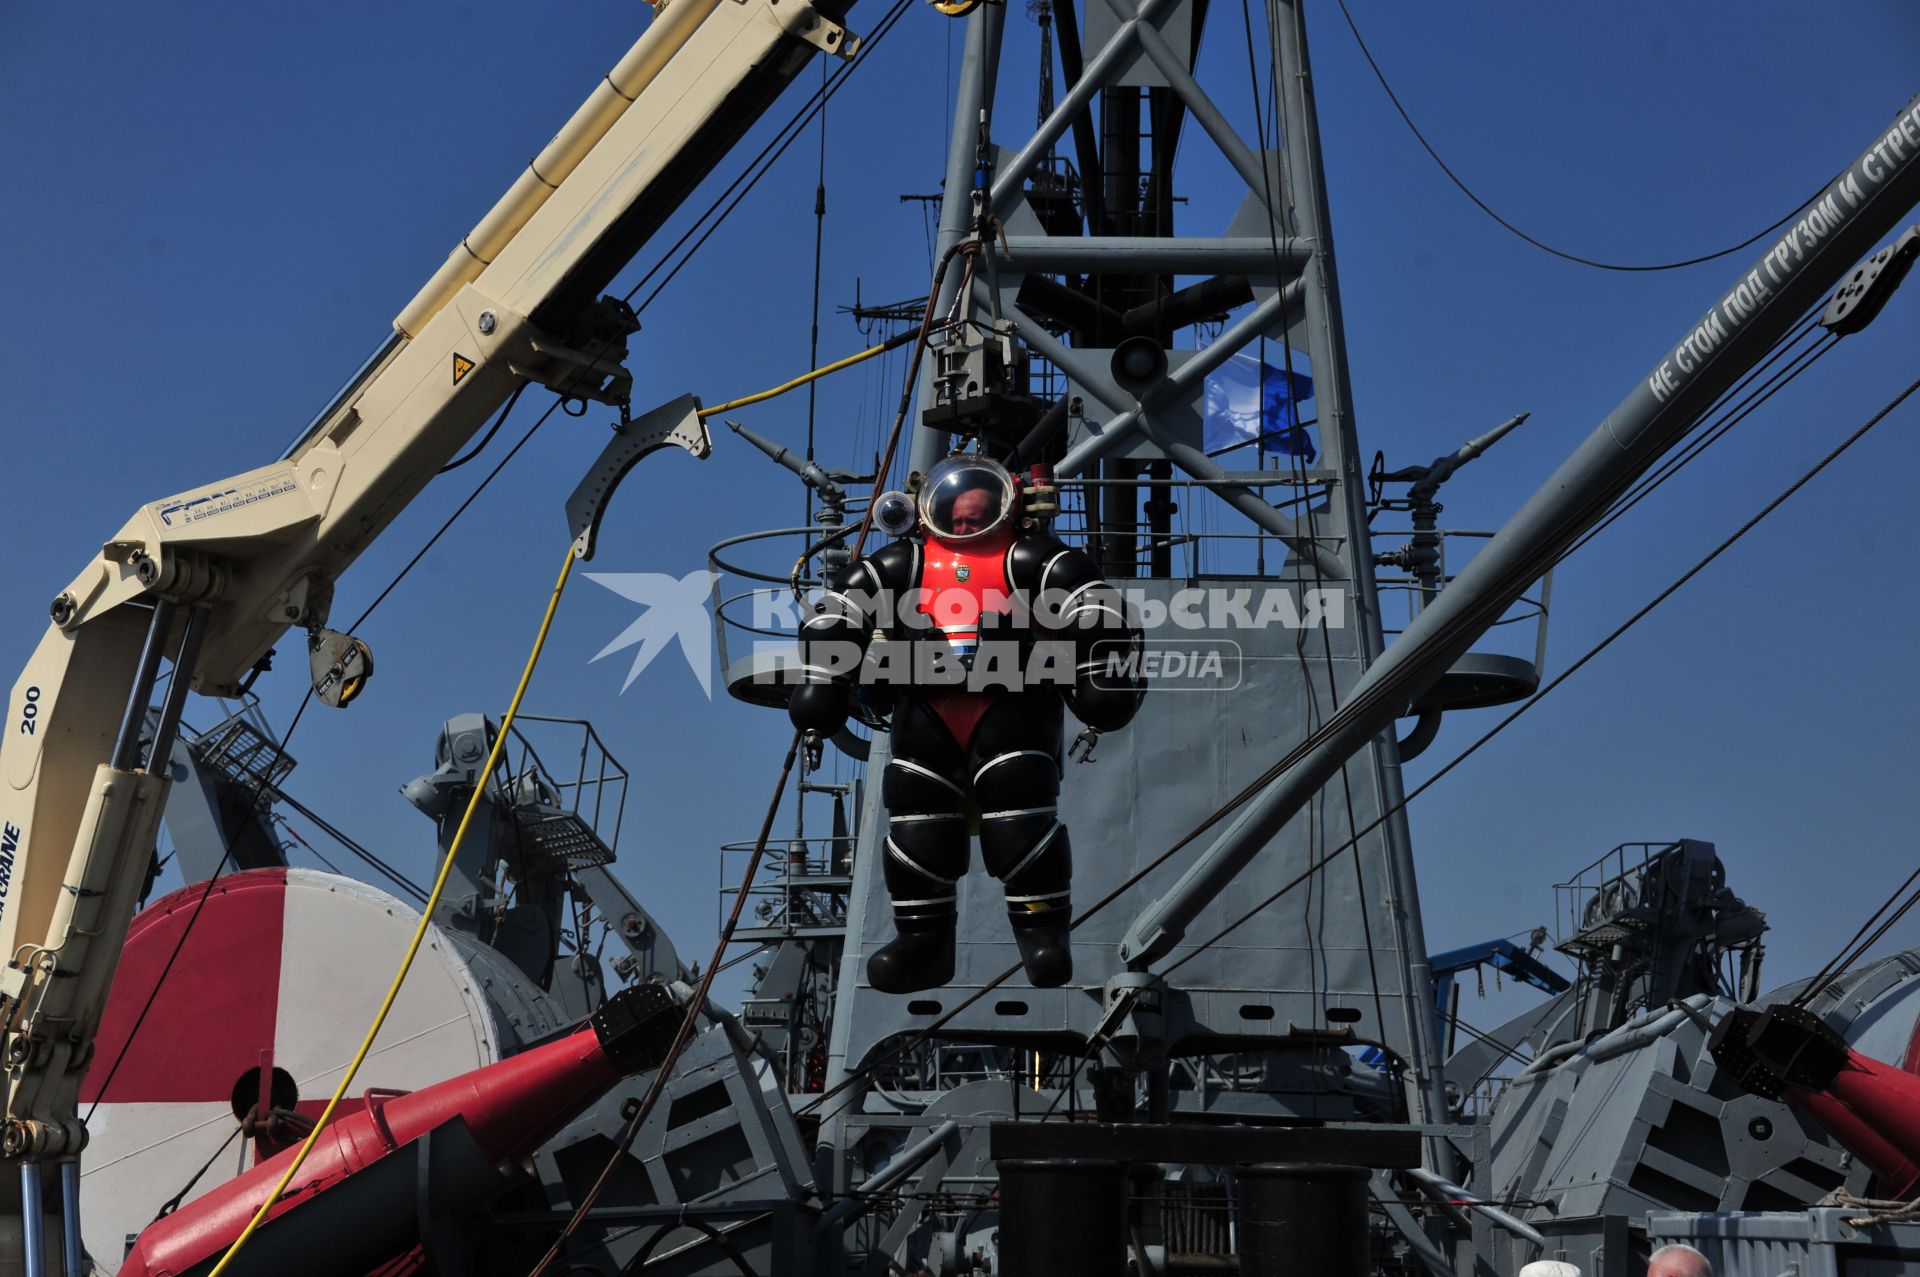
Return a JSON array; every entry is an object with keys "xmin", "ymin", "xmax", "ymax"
[
  {"xmin": 1819, "ymin": 1188, "xmax": 1920, "ymax": 1224},
  {"xmin": 208, "ymin": 543, "xmax": 579, "ymax": 1277},
  {"xmin": 152, "ymin": 1123, "xmax": 244, "ymax": 1222},
  {"xmin": 1560, "ymin": 323, "xmax": 1833, "ymax": 562},
  {"xmin": 806, "ymin": 52, "xmax": 831, "ymax": 490},
  {"xmin": 1793, "ymin": 864, "xmax": 1920, "ymax": 1008},
  {"xmin": 270, "ymin": 790, "xmax": 427, "ymax": 904},
  {"xmin": 524, "ymin": 730, "xmax": 805, "ymax": 1277},
  {"xmin": 624, "ymin": 0, "xmax": 916, "ymax": 317},
  {"xmin": 1332, "ymin": 0, "xmax": 1828, "ymax": 273}
]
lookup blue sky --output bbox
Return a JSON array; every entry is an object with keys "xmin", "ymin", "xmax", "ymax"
[{"xmin": 1, "ymin": 3, "xmax": 1916, "ymax": 1022}]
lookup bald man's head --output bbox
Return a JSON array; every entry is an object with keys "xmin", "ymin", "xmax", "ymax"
[
  {"xmin": 950, "ymin": 486, "xmax": 998, "ymax": 536},
  {"xmin": 1648, "ymin": 1243, "xmax": 1712, "ymax": 1277}
]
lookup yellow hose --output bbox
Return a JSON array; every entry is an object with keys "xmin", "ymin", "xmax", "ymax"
[
  {"xmin": 206, "ymin": 544, "xmax": 579, "ymax": 1277},
  {"xmin": 696, "ymin": 330, "xmax": 914, "ymax": 420}
]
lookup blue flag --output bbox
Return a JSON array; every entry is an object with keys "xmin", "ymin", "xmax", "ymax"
[{"xmin": 1203, "ymin": 353, "xmax": 1315, "ymax": 459}]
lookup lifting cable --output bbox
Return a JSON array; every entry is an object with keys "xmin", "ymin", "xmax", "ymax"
[
  {"xmin": 1560, "ymin": 318, "xmax": 1835, "ymax": 562},
  {"xmin": 794, "ymin": 326, "xmax": 1902, "ymax": 1127},
  {"xmin": 1792, "ymin": 863, "xmax": 1920, "ymax": 1008},
  {"xmin": 623, "ymin": 0, "xmax": 916, "ymax": 317},
  {"xmin": 524, "ymin": 729, "xmax": 806, "ymax": 1277},
  {"xmin": 208, "ymin": 543, "xmax": 580, "ymax": 1277},
  {"xmin": 272, "ymin": 818, "xmax": 344, "ymax": 876},
  {"xmin": 1332, "ymin": 0, "xmax": 1831, "ymax": 274},
  {"xmin": 271, "ymin": 790, "xmax": 428, "ymax": 904},
  {"xmin": 151, "ymin": 1124, "xmax": 245, "ymax": 1224}
]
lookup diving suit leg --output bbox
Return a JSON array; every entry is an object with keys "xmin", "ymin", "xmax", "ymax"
[
  {"xmin": 871, "ymin": 700, "xmax": 970, "ymax": 994},
  {"xmin": 972, "ymin": 694, "xmax": 1073, "ymax": 988}
]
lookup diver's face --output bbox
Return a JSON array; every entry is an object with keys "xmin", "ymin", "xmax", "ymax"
[{"xmin": 950, "ymin": 487, "xmax": 996, "ymax": 537}]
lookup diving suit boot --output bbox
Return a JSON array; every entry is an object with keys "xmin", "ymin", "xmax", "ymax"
[
  {"xmin": 1010, "ymin": 913, "xmax": 1073, "ymax": 988},
  {"xmin": 867, "ymin": 927, "xmax": 956, "ymax": 994}
]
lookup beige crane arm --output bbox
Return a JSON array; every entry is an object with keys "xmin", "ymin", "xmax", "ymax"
[{"xmin": 0, "ymin": 0, "xmax": 855, "ymax": 1205}]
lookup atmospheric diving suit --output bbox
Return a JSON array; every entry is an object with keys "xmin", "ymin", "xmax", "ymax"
[{"xmin": 789, "ymin": 455, "xmax": 1144, "ymax": 994}]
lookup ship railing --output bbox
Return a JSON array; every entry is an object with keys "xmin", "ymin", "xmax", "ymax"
[
  {"xmin": 866, "ymin": 1043, "xmax": 1005, "ymax": 1092},
  {"xmin": 709, "ymin": 524, "xmax": 847, "ymax": 710},
  {"xmin": 717, "ymin": 834, "xmax": 856, "ymax": 939},
  {"xmin": 1374, "ymin": 527, "xmax": 1555, "ymax": 680},
  {"xmin": 1550, "ymin": 839, "xmax": 1692, "ymax": 953},
  {"xmin": 1046, "ymin": 471, "xmax": 1344, "ymax": 577},
  {"xmin": 1454, "ymin": 1073, "xmax": 1518, "ymax": 1120},
  {"xmin": 492, "ymin": 715, "xmax": 630, "ymax": 862}
]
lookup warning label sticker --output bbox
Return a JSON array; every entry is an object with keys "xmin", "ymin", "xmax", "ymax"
[{"xmin": 453, "ymin": 353, "xmax": 476, "ymax": 385}]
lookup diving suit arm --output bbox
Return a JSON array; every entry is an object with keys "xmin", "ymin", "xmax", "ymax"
[
  {"xmin": 789, "ymin": 543, "xmax": 915, "ymax": 735},
  {"xmin": 1015, "ymin": 537, "xmax": 1145, "ymax": 731}
]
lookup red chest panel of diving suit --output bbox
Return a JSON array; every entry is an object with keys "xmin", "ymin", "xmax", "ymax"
[{"xmin": 915, "ymin": 531, "xmax": 1013, "ymax": 748}]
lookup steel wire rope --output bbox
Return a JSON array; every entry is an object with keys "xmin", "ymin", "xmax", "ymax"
[
  {"xmin": 524, "ymin": 730, "xmax": 806, "ymax": 1277},
  {"xmin": 1038, "ymin": 985, "xmax": 1147, "ymax": 1120},
  {"xmin": 793, "ymin": 326, "xmax": 1890, "ymax": 1125},
  {"xmin": 273, "ymin": 819, "xmax": 344, "ymax": 876},
  {"xmin": 92, "ymin": 139, "xmax": 744, "ymax": 1136},
  {"xmin": 1797, "ymin": 883, "xmax": 1920, "ymax": 998},
  {"xmin": 620, "ymin": 0, "xmax": 910, "ymax": 311},
  {"xmin": 1247, "ymin": 0, "xmax": 1332, "ymax": 1088},
  {"xmin": 1161, "ymin": 367, "xmax": 1920, "ymax": 979},
  {"xmin": 208, "ymin": 541, "xmax": 581, "ymax": 1277},
  {"xmin": 1330, "ymin": 0, "xmax": 1830, "ymax": 274},
  {"xmin": 81, "ymin": 811, "xmax": 252, "ymax": 1129},
  {"xmin": 271, "ymin": 788, "xmax": 428, "ymax": 903},
  {"xmin": 278, "ymin": 391, "xmax": 566, "ymax": 753},
  {"xmin": 1559, "ymin": 322, "xmax": 1834, "ymax": 562},
  {"xmin": 1792, "ymin": 864, "xmax": 1920, "ymax": 1007},
  {"xmin": 151, "ymin": 1123, "xmax": 245, "ymax": 1223},
  {"xmin": 622, "ymin": 0, "xmax": 916, "ymax": 317},
  {"xmin": 84, "ymin": 383, "xmax": 568, "ymax": 1128},
  {"xmin": 776, "ymin": 242, "xmax": 1010, "ymax": 1128}
]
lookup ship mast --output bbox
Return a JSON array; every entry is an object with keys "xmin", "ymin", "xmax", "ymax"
[{"xmin": 832, "ymin": 0, "xmax": 1459, "ymax": 1202}]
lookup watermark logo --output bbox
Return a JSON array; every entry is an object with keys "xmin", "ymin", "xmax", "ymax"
[
  {"xmin": 586, "ymin": 570, "xmax": 1342, "ymax": 699},
  {"xmin": 586, "ymin": 570, "xmax": 719, "ymax": 696},
  {"xmin": 1090, "ymin": 639, "xmax": 1244, "ymax": 692}
]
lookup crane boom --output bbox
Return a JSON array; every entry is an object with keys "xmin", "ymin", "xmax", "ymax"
[{"xmin": 0, "ymin": 0, "xmax": 857, "ymax": 1257}]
